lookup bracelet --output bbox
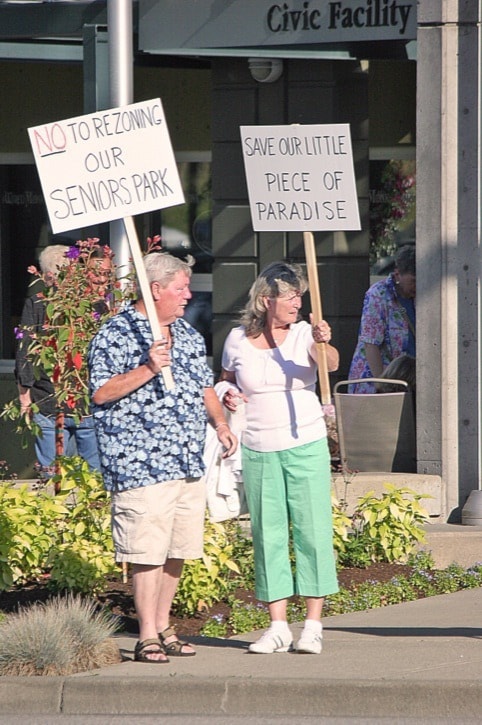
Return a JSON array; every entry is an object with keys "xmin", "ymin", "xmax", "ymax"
[{"xmin": 215, "ymin": 422, "xmax": 229, "ymax": 431}]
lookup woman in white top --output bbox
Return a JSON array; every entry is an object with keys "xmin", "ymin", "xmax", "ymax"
[{"xmin": 220, "ymin": 261, "xmax": 339, "ymax": 655}]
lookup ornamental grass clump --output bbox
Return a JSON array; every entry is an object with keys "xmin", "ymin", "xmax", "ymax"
[{"xmin": 0, "ymin": 595, "xmax": 121, "ymax": 676}]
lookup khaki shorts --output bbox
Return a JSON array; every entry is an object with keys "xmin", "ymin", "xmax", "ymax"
[{"xmin": 111, "ymin": 477, "xmax": 206, "ymax": 565}]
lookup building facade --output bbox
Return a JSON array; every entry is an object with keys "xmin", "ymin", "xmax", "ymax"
[{"xmin": 1, "ymin": 1, "xmax": 479, "ymax": 526}]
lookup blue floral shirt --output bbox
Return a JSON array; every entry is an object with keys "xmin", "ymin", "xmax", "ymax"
[{"xmin": 88, "ymin": 304, "xmax": 213, "ymax": 492}]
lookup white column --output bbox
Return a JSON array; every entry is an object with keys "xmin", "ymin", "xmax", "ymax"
[{"xmin": 417, "ymin": 1, "xmax": 482, "ymax": 519}]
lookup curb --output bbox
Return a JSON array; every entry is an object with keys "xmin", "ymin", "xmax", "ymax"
[{"xmin": 2, "ymin": 677, "xmax": 482, "ymax": 718}]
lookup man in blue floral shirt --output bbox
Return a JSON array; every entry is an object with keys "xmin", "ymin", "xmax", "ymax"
[{"xmin": 88, "ymin": 251, "xmax": 237, "ymax": 664}]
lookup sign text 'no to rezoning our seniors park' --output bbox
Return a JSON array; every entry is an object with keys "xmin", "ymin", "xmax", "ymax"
[
  {"xmin": 240, "ymin": 123, "xmax": 360, "ymax": 232},
  {"xmin": 28, "ymin": 98, "xmax": 184, "ymax": 235}
]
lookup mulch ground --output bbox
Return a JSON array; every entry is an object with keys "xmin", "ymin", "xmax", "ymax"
[{"xmin": 0, "ymin": 561, "xmax": 414, "ymax": 639}]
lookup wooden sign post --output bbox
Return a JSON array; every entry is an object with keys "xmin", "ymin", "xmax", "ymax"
[
  {"xmin": 123, "ymin": 216, "xmax": 175, "ymax": 390},
  {"xmin": 303, "ymin": 231, "xmax": 331, "ymax": 405}
]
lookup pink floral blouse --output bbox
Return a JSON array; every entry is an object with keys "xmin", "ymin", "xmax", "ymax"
[{"xmin": 348, "ymin": 274, "xmax": 414, "ymax": 393}]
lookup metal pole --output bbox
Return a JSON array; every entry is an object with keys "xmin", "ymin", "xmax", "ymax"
[
  {"xmin": 108, "ymin": 0, "xmax": 133, "ymax": 107},
  {"xmin": 105, "ymin": 0, "xmax": 174, "ymax": 391},
  {"xmin": 107, "ymin": 0, "xmax": 133, "ymax": 274}
]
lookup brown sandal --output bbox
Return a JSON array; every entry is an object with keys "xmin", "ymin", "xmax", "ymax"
[
  {"xmin": 134, "ymin": 638, "xmax": 169, "ymax": 663},
  {"xmin": 158, "ymin": 626, "xmax": 196, "ymax": 657}
]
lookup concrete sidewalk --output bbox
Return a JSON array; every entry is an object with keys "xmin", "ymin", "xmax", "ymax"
[{"xmin": 1, "ymin": 587, "xmax": 482, "ymax": 719}]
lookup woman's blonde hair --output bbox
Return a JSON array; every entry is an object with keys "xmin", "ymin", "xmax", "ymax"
[{"xmin": 239, "ymin": 261, "xmax": 308, "ymax": 337}]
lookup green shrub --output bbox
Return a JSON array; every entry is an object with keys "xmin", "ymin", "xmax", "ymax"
[
  {"xmin": 336, "ymin": 484, "xmax": 430, "ymax": 566},
  {"xmin": 203, "ymin": 486, "xmax": 432, "ymax": 634},
  {"xmin": 457, "ymin": 563, "xmax": 482, "ymax": 589},
  {"xmin": 336, "ymin": 529, "xmax": 374, "ymax": 568},
  {"xmin": 0, "ymin": 456, "xmax": 117, "ymax": 595},
  {"xmin": 47, "ymin": 457, "xmax": 117, "ymax": 594},
  {"xmin": 407, "ymin": 549, "xmax": 435, "ymax": 570},
  {"xmin": 0, "ymin": 465, "xmax": 439, "ymax": 622},
  {"xmin": 331, "ymin": 494, "xmax": 351, "ymax": 559},
  {"xmin": 48, "ymin": 541, "xmax": 117, "ymax": 595},
  {"xmin": 326, "ymin": 560, "xmax": 482, "ymax": 618},
  {"xmin": 425, "ymin": 562, "xmax": 482, "ymax": 594},
  {"xmin": 200, "ymin": 614, "xmax": 228, "ymax": 638},
  {"xmin": 227, "ymin": 597, "xmax": 270, "ymax": 635},
  {"xmin": 219, "ymin": 595, "xmax": 306, "ymax": 637},
  {"xmin": 227, "ymin": 520, "xmax": 255, "ymax": 590},
  {"xmin": 0, "ymin": 483, "xmax": 68, "ymax": 589}
]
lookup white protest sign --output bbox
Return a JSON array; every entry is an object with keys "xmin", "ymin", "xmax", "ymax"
[
  {"xmin": 240, "ymin": 123, "xmax": 360, "ymax": 232},
  {"xmin": 28, "ymin": 98, "xmax": 184, "ymax": 234}
]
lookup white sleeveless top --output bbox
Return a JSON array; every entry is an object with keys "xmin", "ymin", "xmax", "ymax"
[{"xmin": 221, "ymin": 322, "xmax": 327, "ymax": 453}]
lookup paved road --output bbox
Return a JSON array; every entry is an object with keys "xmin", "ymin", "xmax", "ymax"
[{"xmin": 3, "ymin": 718, "xmax": 482, "ymax": 725}]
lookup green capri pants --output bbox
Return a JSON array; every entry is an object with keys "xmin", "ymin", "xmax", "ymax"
[{"xmin": 242, "ymin": 438, "xmax": 339, "ymax": 603}]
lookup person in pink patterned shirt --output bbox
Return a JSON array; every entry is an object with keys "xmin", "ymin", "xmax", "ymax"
[{"xmin": 348, "ymin": 245, "xmax": 415, "ymax": 393}]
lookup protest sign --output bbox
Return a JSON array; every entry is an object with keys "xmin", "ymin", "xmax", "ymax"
[
  {"xmin": 29, "ymin": 99, "xmax": 183, "ymax": 390},
  {"xmin": 240, "ymin": 123, "xmax": 360, "ymax": 232},
  {"xmin": 240, "ymin": 123, "xmax": 360, "ymax": 405},
  {"xmin": 28, "ymin": 98, "xmax": 184, "ymax": 234}
]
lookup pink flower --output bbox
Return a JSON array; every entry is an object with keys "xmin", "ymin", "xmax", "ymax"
[{"xmin": 146, "ymin": 235, "xmax": 163, "ymax": 252}]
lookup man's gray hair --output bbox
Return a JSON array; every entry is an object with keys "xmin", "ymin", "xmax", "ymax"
[
  {"xmin": 38, "ymin": 245, "xmax": 69, "ymax": 276},
  {"xmin": 144, "ymin": 252, "xmax": 194, "ymax": 287}
]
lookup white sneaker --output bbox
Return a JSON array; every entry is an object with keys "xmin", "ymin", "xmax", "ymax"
[
  {"xmin": 296, "ymin": 629, "xmax": 323, "ymax": 654},
  {"xmin": 248, "ymin": 629, "xmax": 293, "ymax": 654}
]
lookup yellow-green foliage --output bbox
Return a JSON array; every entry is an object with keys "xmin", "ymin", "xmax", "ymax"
[
  {"xmin": 0, "ymin": 483, "xmax": 68, "ymax": 588},
  {"xmin": 0, "ymin": 460, "xmax": 431, "ymax": 604},
  {"xmin": 47, "ymin": 457, "xmax": 117, "ymax": 594},
  {"xmin": 174, "ymin": 518, "xmax": 240, "ymax": 616},
  {"xmin": 0, "ymin": 457, "xmax": 116, "ymax": 595},
  {"xmin": 331, "ymin": 494, "xmax": 351, "ymax": 555},
  {"xmin": 356, "ymin": 483, "xmax": 430, "ymax": 563}
]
